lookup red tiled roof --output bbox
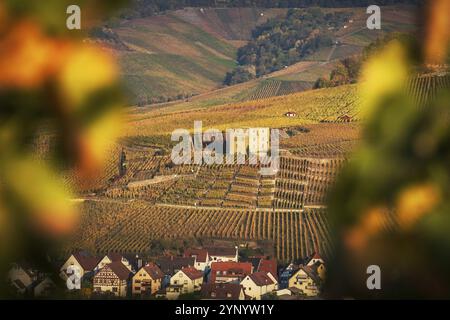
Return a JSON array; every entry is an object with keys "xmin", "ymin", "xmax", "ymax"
[
  {"xmin": 258, "ymin": 259, "xmax": 277, "ymax": 279},
  {"xmin": 181, "ymin": 267, "xmax": 203, "ymax": 280},
  {"xmin": 311, "ymin": 252, "xmax": 322, "ymax": 260},
  {"xmin": 211, "ymin": 262, "xmax": 252, "ymax": 273},
  {"xmin": 107, "ymin": 262, "xmax": 132, "ymax": 280},
  {"xmin": 184, "ymin": 248, "xmax": 208, "ymax": 263},
  {"xmin": 142, "ymin": 263, "xmax": 164, "ymax": 280},
  {"xmin": 248, "ymin": 272, "xmax": 275, "ymax": 286},
  {"xmin": 201, "ymin": 283, "xmax": 244, "ymax": 300},
  {"xmin": 210, "ymin": 262, "xmax": 252, "ymax": 283}
]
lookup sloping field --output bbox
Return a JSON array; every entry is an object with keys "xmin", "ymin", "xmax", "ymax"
[
  {"xmin": 114, "ymin": 5, "xmax": 417, "ymax": 105},
  {"xmin": 123, "ymin": 84, "xmax": 361, "ymax": 144},
  {"xmin": 245, "ymin": 79, "xmax": 314, "ymax": 100},
  {"xmin": 336, "ymin": 5, "xmax": 417, "ymax": 47},
  {"xmin": 174, "ymin": 7, "xmax": 288, "ymax": 41},
  {"xmin": 113, "ymin": 8, "xmax": 289, "ymax": 104},
  {"xmin": 115, "ymin": 13, "xmax": 239, "ymax": 104},
  {"xmin": 70, "ymin": 200, "xmax": 335, "ymax": 262}
]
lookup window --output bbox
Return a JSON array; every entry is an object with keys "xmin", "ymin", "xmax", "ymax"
[{"xmin": 112, "ymin": 287, "xmax": 118, "ymax": 292}]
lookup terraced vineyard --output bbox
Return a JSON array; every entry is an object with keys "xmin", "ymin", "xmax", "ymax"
[
  {"xmin": 246, "ymin": 79, "xmax": 313, "ymax": 101},
  {"xmin": 68, "ymin": 72, "xmax": 450, "ymax": 263},
  {"xmin": 276, "ymin": 157, "xmax": 346, "ymax": 208},
  {"xmin": 407, "ymin": 73, "xmax": 450, "ymax": 109},
  {"xmin": 71, "ymin": 200, "xmax": 334, "ymax": 262}
]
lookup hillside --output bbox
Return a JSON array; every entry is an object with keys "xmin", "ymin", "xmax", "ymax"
[
  {"xmin": 123, "ymin": 83, "xmax": 361, "ymax": 147},
  {"xmin": 106, "ymin": 5, "xmax": 416, "ymax": 106},
  {"xmin": 108, "ymin": 8, "xmax": 287, "ymax": 104}
]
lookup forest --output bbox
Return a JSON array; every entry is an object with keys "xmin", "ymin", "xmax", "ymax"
[
  {"xmin": 313, "ymin": 33, "xmax": 413, "ymax": 88},
  {"xmin": 225, "ymin": 8, "xmax": 351, "ymax": 85}
]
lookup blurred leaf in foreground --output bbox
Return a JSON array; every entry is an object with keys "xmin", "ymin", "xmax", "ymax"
[{"xmin": 327, "ymin": 0, "xmax": 450, "ymax": 299}]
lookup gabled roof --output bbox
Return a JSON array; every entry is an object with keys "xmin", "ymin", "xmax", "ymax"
[
  {"xmin": 184, "ymin": 248, "xmax": 208, "ymax": 263},
  {"xmin": 106, "ymin": 262, "xmax": 132, "ymax": 280},
  {"xmin": 201, "ymin": 283, "xmax": 244, "ymax": 300},
  {"xmin": 211, "ymin": 262, "xmax": 252, "ymax": 274},
  {"xmin": 141, "ymin": 263, "xmax": 164, "ymax": 280},
  {"xmin": 72, "ymin": 252, "xmax": 100, "ymax": 271},
  {"xmin": 290, "ymin": 265, "xmax": 321, "ymax": 284},
  {"xmin": 206, "ymin": 247, "xmax": 236, "ymax": 257},
  {"xmin": 156, "ymin": 256, "xmax": 195, "ymax": 276},
  {"xmin": 258, "ymin": 259, "xmax": 277, "ymax": 279},
  {"xmin": 306, "ymin": 252, "xmax": 324, "ymax": 267},
  {"xmin": 248, "ymin": 272, "xmax": 275, "ymax": 286},
  {"xmin": 181, "ymin": 267, "xmax": 203, "ymax": 280},
  {"xmin": 310, "ymin": 252, "xmax": 323, "ymax": 261}
]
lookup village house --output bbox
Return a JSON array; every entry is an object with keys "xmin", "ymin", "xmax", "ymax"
[
  {"xmin": 206, "ymin": 246, "xmax": 239, "ymax": 266},
  {"xmin": 95, "ymin": 253, "xmax": 134, "ymax": 273},
  {"xmin": 8, "ymin": 263, "xmax": 56, "ymax": 297},
  {"xmin": 240, "ymin": 271, "xmax": 278, "ymax": 300},
  {"xmin": 93, "ymin": 261, "xmax": 133, "ymax": 297},
  {"xmin": 285, "ymin": 111, "xmax": 297, "ymax": 118},
  {"xmin": 156, "ymin": 256, "xmax": 195, "ymax": 287},
  {"xmin": 244, "ymin": 256, "xmax": 278, "ymax": 280},
  {"xmin": 210, "ymin": 262, "xmax": 253, "ymax": 284},
  {"xmin": 132, "ymin": 263, "xmax": 164, "ymax": 296},
  {"xmin": 306, "ymin": 252, "xmax": 326, "ymax": 281},
  {"xmin": 184, "ymin": 248, "xmax": 209, "ymax": 271},
  {"xmin": 166, "ymin": 267, "xmax": 204, "ymax": 300},
  {"xmin": 60, "ymin": 251, "xmax": 99, "ymax": 284},
  {"xmin": 201, "ymin": 283, "xmax": 246, "ymax": 300},
  {"xmin": 279, "ymin": 263, "xmax": 298, "ymax": 289},
  {"xmin": 8, "ymin": 263, "xmax": 38, "ymax": 295},
  {"xmin": 259, "ymin": 259, "xmax": 278, "ymax": 279},
  {"xmin": 288, "ymin": 265, "xmax": 321, "ymax": 297}
]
